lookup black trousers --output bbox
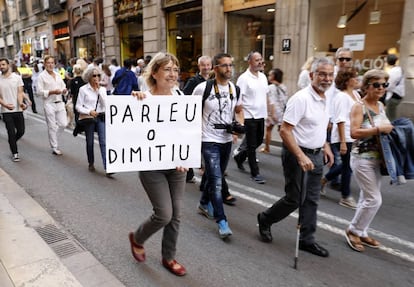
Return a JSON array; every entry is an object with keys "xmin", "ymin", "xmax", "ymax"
[
  {"xmin": 234, "ymin": 118, "xmax": 265, "ymax": 176},
  {"xmin": 23, "ymin": 79, "xmax": 36, "ymax": 112},
  {"xmin": 2, "ymin": 112, "xmax": 25, "ymax": 154},
  {"xmin": 262, "ymin": 146, "xmax": 324, "ymax": 244}
]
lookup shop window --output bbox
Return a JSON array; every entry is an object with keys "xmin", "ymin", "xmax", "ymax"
[
  {"xmin": 32, "ymin": 0, "xmax": 41, "ymax": 11},
  {"xmin": 2, "ymin": 10, "xmax": 9, "ymax": 25},
  {"xmin": 75, "ymin": 35, "xmax": 97, "ymax": 59},
  {"xmin": 227, "ymin": 5, "xmax": 275, "ymax": 78},
  {"xmin": 18, "ymin": 0, "xmax": 28, "ymax": 17},
  {"xmin": 167, "ymin": 8, "xmax": 202, "ymax": 86}
]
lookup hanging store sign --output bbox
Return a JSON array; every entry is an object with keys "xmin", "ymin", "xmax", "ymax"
[{"xmin": 343, "ymin": 34, "xmax": 365, "ymax": 51}]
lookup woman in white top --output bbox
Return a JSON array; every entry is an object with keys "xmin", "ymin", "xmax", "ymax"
[
  {"xmin": 129, "ymin": 53, "xmax": 187, "ymax": 276},
  {"xmin": 76, "ymin": 67, "xmax": 107, "ymax": 175},
  {"xmin": 297, "ymin": 56, "xmax": 314, "ymax": 90},
  {"xmin": 321, "ymin": 68, "xmax": 362, "ymax": 209},
  {"xmin": 261, "ymin": 68, "xmax": 287, "ymax": 153}
]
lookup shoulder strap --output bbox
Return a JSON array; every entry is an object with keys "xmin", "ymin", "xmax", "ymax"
[
  {"xmin": 235, "ymin": 84, "xmax": 240, "ymax": 101},
  {"xmin": 202, "ymin": 79, "xmax": 214, "ymax": 108}
]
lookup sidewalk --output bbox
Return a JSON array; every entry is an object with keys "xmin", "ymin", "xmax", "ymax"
[{"xmin": 0, "ymin": 168, "xmax": 125, "ymax": 287}]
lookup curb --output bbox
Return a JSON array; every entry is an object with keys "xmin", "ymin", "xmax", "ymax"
[{"xmin": 0, "ymin": 168, "xmax": 125, "ymax": 287}]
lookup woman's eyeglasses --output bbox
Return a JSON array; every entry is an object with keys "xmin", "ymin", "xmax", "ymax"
[
  {"xmin": 92, "ymin": 74, "xmax": 101, "ymax": 78},
  {"xmin": 369, "ymin": 82, "xmax": 389, "ymax": 89}
]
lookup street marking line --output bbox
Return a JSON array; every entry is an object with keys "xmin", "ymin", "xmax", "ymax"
[
  {"xmin": 226, "ymin": 178, "xmax": 414, "ymax": 251},
  {"xmin": 194, "ymin": 176, "xmax": 414, "ymax": 263},
  {"xmin": 229, "ymin": 189, "xmax": 414, "ymax": 263}
]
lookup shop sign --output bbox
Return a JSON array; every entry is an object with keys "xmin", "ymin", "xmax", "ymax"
[
  {"xmin": 114, "ymin": 0, "xmax": 142, "ymax": 21},
  {"xmin": 74, "ymin": 4, "xmax": 92, "ymax": 17},
  {"xmin": 281, "ymin": 38, "xmax": 291, "ymax": 53},
  {"xmin": 53, "ymin": 26, "xmax": 69, "ymax": 39},
  {"xmin": 343, "ymin": 34, "xmax": 365, "ymax": 51}
]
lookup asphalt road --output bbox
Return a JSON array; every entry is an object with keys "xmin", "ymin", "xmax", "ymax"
[{"xmin": 1, "ymin": 106, "xmax": 413, "ymax": 287}]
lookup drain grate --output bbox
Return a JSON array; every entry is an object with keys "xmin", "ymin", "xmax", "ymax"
[
  {"xmin": 34, "ymin": 224, "xmax": 85, "ymax": 258},
  {"xmin": 35, "ymin": 224, "xmax": 69, "ymax": 244}
]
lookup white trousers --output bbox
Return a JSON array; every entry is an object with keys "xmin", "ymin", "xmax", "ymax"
[
  {"xmin": 44, "ymin": 102, "xmax": 67, "ymax": 149},
  {"xmin": 349, "ymin": 156, "xmax": 383, "ymax": 237}
]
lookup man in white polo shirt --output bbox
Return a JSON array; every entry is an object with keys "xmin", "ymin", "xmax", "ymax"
[
  {"xmin": 233, "ymin": 51, "xmax": 268, "ymax": 184},
  {"xmin": 257, "ymin": 57, "xmax": 334, "ymax": 258}
]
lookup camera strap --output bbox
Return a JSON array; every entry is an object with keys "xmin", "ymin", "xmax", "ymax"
[{"xmin": 213, "ymin": 80, "xmax": 234, "ymax": 124}]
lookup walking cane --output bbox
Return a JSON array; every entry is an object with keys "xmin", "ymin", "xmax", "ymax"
[{"xmin": 294, "ymin": 170, "xmax": 307, "ymax": 270}]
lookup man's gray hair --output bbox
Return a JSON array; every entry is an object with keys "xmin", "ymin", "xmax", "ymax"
[
  {"xmin": 198, "ymin": 55, "xmax": 212, "ymax": 65},
  {"xmin": 335, "ymin": 47, "xmax": 353, "ymax": 59},
  {"xmin": 311, "ymin": 57, "xmax": 335, "ymax": 73}
]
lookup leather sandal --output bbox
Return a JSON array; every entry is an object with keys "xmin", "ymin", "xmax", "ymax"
[
  {"xmin": 345, "ymin": 229, "xmax": 365, "ymax": 252},
  {"xmin": 128, "ymin": 232, "xmax": 145, "ymax": 262},
  {"xmin": 162, "ymin": 258, "xmax": 186, "ymax": 276},
  {"xmin": 360, "ymin": 236, "xmax": 380, "ymax": 248}
]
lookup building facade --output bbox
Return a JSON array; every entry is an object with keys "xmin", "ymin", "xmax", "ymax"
[{"xmin": 0, "ymin": 0, "xmax": 412, "ymax": 118}]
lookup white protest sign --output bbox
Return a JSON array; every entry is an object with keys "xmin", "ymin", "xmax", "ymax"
[{"xmin": 106, "ymin": 95, "xmax": 202, "ymax": 172}]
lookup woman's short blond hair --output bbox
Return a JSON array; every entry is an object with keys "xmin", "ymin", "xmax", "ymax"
[{"xmin": 143, "ymin": 52, "xmax": 180, "ymax": 90}]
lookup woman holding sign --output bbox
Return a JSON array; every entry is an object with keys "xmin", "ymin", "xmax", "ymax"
[
  {"xmin": 76, "ymin": 67, "xmax": 110, "ymax": 177},
  {"xmin": 129, "ymin": 52, "xmax": 188, "ymax": 276}
]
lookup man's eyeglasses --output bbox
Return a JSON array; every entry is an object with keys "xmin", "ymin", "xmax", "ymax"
[
  {"xmin": 369, "ymin": 82, "xmax": 389, "ymax": 89},
  {"xmin": 315, "ymin": 72, "xmax": 334, "ymax": 78},
  {"xmin": 338, "ymin": 57, "xmax": 352, "ymax": 62},
  {"xmin": 215, "ymin": 64, "xmax": 233, "ymax": 68},
  {"xmin": 92, "ymin": 74, "xmax": 101, "ymax": 78}
]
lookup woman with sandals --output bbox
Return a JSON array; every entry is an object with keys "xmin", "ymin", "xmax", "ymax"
[{"xmin": 345, "ymin": 69, "xmax": 394, "ymax": 252}]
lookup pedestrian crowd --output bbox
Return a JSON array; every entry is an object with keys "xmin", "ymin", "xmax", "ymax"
[{"xmin": 0, "ymin": 48, "xmax": 411, "ymax": 277}]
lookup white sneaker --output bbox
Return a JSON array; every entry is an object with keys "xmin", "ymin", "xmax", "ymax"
[
  {"xmin": 52, "ymin": 148, "xmax": 63, "ymax": 155},
  {"xmin": 339, "ymin": 196, "xmax": 357, "ymax": 209},
  {"xmin": 12, "ymin": 153, "xmax": 20, "ymax": 162}
]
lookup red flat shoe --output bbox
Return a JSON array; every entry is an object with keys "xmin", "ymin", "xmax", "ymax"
[
  {"xmin": 128, "ymin": 232, "xmax": 145, "ymax": 262},
  {"xmin": 162, "ymin": 258, "xmax": 186, "ymax": 276}
]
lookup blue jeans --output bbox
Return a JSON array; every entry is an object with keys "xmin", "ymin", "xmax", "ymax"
[
  {"xmin": 200, "ymin": 141, "xmax": 232, "ymax": 222},
  {"xmin": 324, "ymin": 142, "xmax": 352, "ymax": 198},
  {"xmin": 84, "ymin": 117, "xmax": 106, "ymax": 169}
]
